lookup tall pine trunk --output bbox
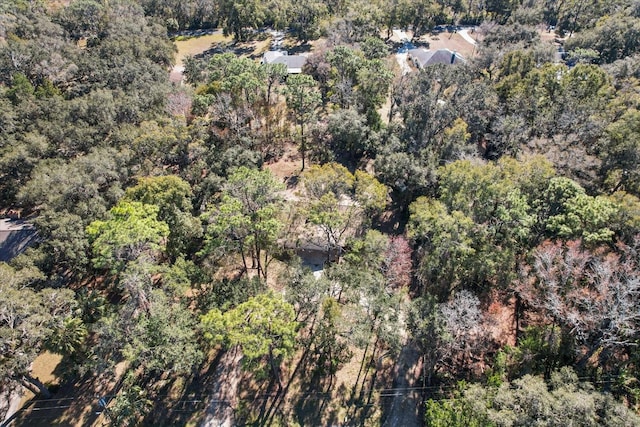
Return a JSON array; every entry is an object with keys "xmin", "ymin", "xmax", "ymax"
[{"xmin": 21, "ymin": 374, "xmax": 52, "ymax": 398}]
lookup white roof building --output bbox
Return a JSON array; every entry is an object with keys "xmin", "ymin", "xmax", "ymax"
[{"xmin": 262, "ymin": 51, "xmax": 307, "ymax": 74}]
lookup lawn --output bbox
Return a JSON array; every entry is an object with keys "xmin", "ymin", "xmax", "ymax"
[{"xmin": 173, "ymin": 33, "xmax": 232, "ymax": 67}]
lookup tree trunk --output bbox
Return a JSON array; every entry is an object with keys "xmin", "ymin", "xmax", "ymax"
[
  {"xmin": 514, "ymin": 294, "xmax": 522, "ymax": 343},
  {"xmin": 352, "ymin": 341, "xmax": 370, "ymax": 401},
  {"xmin": 300, "ymin": 120, "xmax": 306, "ymax": 171},
  {"xmin": 21, "ymin": 374, "xmax": 52, "ymax": 398},
  {"xmin": 240, "ymin": 244, "xmax": 249, "ymax": 274},
  {"xmin": 268, "ymin": 346, "xmax": 283, "ymax": 391}
]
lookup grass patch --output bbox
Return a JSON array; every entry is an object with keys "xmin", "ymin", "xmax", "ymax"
[{"xmin": 174, "ymin": 33, "xmax": 233, "ymax": 67}]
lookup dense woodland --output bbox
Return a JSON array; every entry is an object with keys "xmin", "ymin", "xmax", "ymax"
[{"xmin": 3, "ymin": 0, "xmax": 640, "ymax": 425}]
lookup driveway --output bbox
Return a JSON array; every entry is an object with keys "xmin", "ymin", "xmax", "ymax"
[
  {"xmin": 396, "ymin": 52, "xmax": 412, "ymax": 75},
  {"xmin": 458, "ymin": 28, "xmax": 477, "ymax": 46}
]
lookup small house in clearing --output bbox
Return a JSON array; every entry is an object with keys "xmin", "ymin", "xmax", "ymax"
[
  {"xmin": 408, "ymin": 48, "xmax": 465, "ymax": 68},
  {"xmin": 262, "ymin": 51, "xmax": 307, "ymax": 74}
]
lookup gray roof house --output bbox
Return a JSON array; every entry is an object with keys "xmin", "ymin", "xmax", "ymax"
[
  {"xmin": 408, "ymin": 48, "xmax": 466, "ymax": 68},
  {"xmin": 262, "ymin": 51, "xmax": 307, "ymax": 74}
]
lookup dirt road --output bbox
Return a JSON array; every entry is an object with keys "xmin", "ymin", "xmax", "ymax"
[
  {"xmin": 200, "ymin": 348, "xmax": 243, "ymax": 427},
  {"xmin": 382, "ymin": 341, "xmax": 423, "ymax": 427}
]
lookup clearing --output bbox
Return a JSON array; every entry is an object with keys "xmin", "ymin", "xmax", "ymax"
[
  {"xmin": 171, "ymin": 32, "xmax": 272, "ymax": 83},
  {"xmin": 416, "ymin": 29, "xmax": 478, "ymax": 58}
]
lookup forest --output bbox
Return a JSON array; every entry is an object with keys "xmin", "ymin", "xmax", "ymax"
[{"xmin": 2, "ymin": 0, "xmax": 640, "ymax": 425}]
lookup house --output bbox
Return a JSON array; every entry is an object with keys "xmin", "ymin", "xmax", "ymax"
[
  {"xmin": 0, "ymin": 217, "xmax": 38, "ymax": 262},
  {"xmin": 262, "ymin": 51, "xmax": 307, "ymax": 74},
  {"xmin": 408, "ymin": 48, "xmax": 465, "ymax": 68}
]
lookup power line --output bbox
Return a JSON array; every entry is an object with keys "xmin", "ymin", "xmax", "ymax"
[{"xmin": 7, "ymin": 373, "xmax": 630, "ymax": 422}]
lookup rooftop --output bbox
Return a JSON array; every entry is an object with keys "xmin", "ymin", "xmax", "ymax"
[
  {"xmin": 262, "ymin": 51, "xmax": 307, "ymax": 73},
  {"xmin": 408, "ymin": 48, "xmax": 466, "ymax": 67}
]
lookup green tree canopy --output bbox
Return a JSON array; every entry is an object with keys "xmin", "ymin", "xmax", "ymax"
[
  {"xmin": 201, "ymin": 167, "xmax": 284, "ymax": 278},
  {"xmin": 0, "ymin": 263, "xmax": 80, "ymax": 397},
  {"xmin": 201, "ymin": 293, "xmax": 298, "ymax": 382},
  {"xmin": 284, "ymin": 73, "xmax": 322, "ymax": 171},
  {"xmin": 86, "ymin": 200, "xmax": 170, "ymax": 272},
  {"xmin": 124, "ymin": 175, "xmax": 201, "ymax": 258},
  {"xmin": 425, "ymin": 368, "xmax": 640, "ymax": 426}
]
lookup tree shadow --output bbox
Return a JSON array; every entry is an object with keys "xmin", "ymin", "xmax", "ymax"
[
  {"xmin": 140, "ymin": 350, "xmax": 224, "ymax": 426},
  {"xmin": 7, "ymin": 365, "xmax": 125, "ymax": 427},
  {"xmin": 289, "ymin": 361, "xmax": 345, "ymax": 426},
  {"xmin": 288, "ymin": 43, "xmax": 313, "ymax": 55}
]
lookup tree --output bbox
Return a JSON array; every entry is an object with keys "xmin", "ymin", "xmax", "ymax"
[
  {"xmin": 599, "ymin": 109, "xmax": 640, "ymax": 195},
  {"xmin": 302, "ymin": 162, "xmax": 355, "ymax": 199},
  {"xmin": 307, "ymin": 192, "xmax": 362, "ymax": 262},
  {"xmin": 121, "ymin": 291, "xmax": 203, "ymax": 374},
  {"xmin": 516, "ymin": 240, "xmax": 640, "ymax": 369},
  {"xmin": 11, "ymin": 144, "xmax": 131, "ymax": 277},
  {"xmin": 380, "ymin": 64, "xmax": 497, "ymax": 198},
  {"xmin": 424, "ymin": 383, "xmax": 489, "ymax": 427},
  {"xmin": 284, "ymin": 74, "xmax": 321, "ymax": 171},
  {"xmin": 123, "ymin": 175, "xmax": 202, "ymax": 258},
  {"xmin": 353, "ymin": 170, "xmax": 388, "ymax": 218},
  {"xmin": 326, "ymin": 259, "xmax": 403, "ymax": 412},
  {"xmin": 0, "ymin": 263, "xmax": 79, "ymax": 398},
  {"xmin": 344, "ymin": 230, "xmax": 412, "ymax": 289},
  {"xmin": 201, "ymin": 167, "xmax": 284, "ymax": 279},
  {"xmin": 56, "ymin": 0, "xmax": 106, "ymax": 41},
  {"xmin": 261, "ymin": 62, "xmax": 288, "ymax": 159},
  {"xmin": 6, "ymin": 73, "xmax": 34, "ymax": 105},
  {"xmin": 326, "ymin": 108, "xmax": 373, "ymax": 163},
  {"xmin": 201, "ymin": 293, "xmax": 298, "ymax": 384},
  {"xmin": 326, "ymin": 46, "xmax": 363, "ymax": 109},
  {"xmin": 355, "ymin": 58, "xmax": 393, "ymax": 127},
  {"xmin": 425, "ymin": 368, "xmax": 640, "ymax": 426},
  {"xmin": 205, "ymin": 53, "xmax": 266, "ymax": 107},
  {"xmin": 86, "ymin": 200, "xmax": 170, "ymax": 273},
  {"xmin": 289, "ymin": 0, "xmax": 328, "ymax": 42},
  {"xmin": 438, "ymin": 159, "xmax": 534, "ymax": 244},
  {"xmin": 219, "ymin": 0, "xmax": 267, "ymax": 40},
  {"xmin": 361, "ymin": 37, "xmax": 389, "ymax": 60},
  {"xmin": 302, "ymin": 163, "xmax": 387, "ymax": 261},
  {"xmin": 107, "ymin": 375, "xmax": 152, "ymax": 426},
  {"xmin": 408, "ymin": 196, "xmax": 482, "ymax": 297},
  {"xmin": 542, "ymin": 177, "xmax": 618, "ymax": 245},
  {"xmin": 408, "ymin": 295, "xmax": 444, "ymax": 386},
  {"xmin": 439, "ymin": 290, "xmax": 486, "ymax": 373},
  {"xmin": 564, "ymin": 12, "xmax": 640, "ymax": 63},
  {"xmin": 608, "ymin": 191, "xmax": 640, "ymax": 241}
]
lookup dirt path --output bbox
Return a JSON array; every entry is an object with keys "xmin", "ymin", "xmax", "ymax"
[
  {"xmin": 382, "ymin": 341, "xmax": 423, "ymax": 427},
  {"xmin": 200, "ymin": 348, "xmax": 243, "ymax": 427}
]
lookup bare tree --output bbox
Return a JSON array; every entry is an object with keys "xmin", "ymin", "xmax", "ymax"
[
  {"xmin": 517, "ymin": 239, "xmax": 640, "ymax": 367},
  {"xmin": 439, "ymin": 290, "xmax": 486, "ymax": 373}
]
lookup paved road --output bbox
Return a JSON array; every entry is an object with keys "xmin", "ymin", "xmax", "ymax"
[
  {"xmin": 396, "ymin": 52, "xmax": 412, "ymax": 76},
  {"xmin": 459, "ymin": 28, "xmax": 477, "ymax": 46}
]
